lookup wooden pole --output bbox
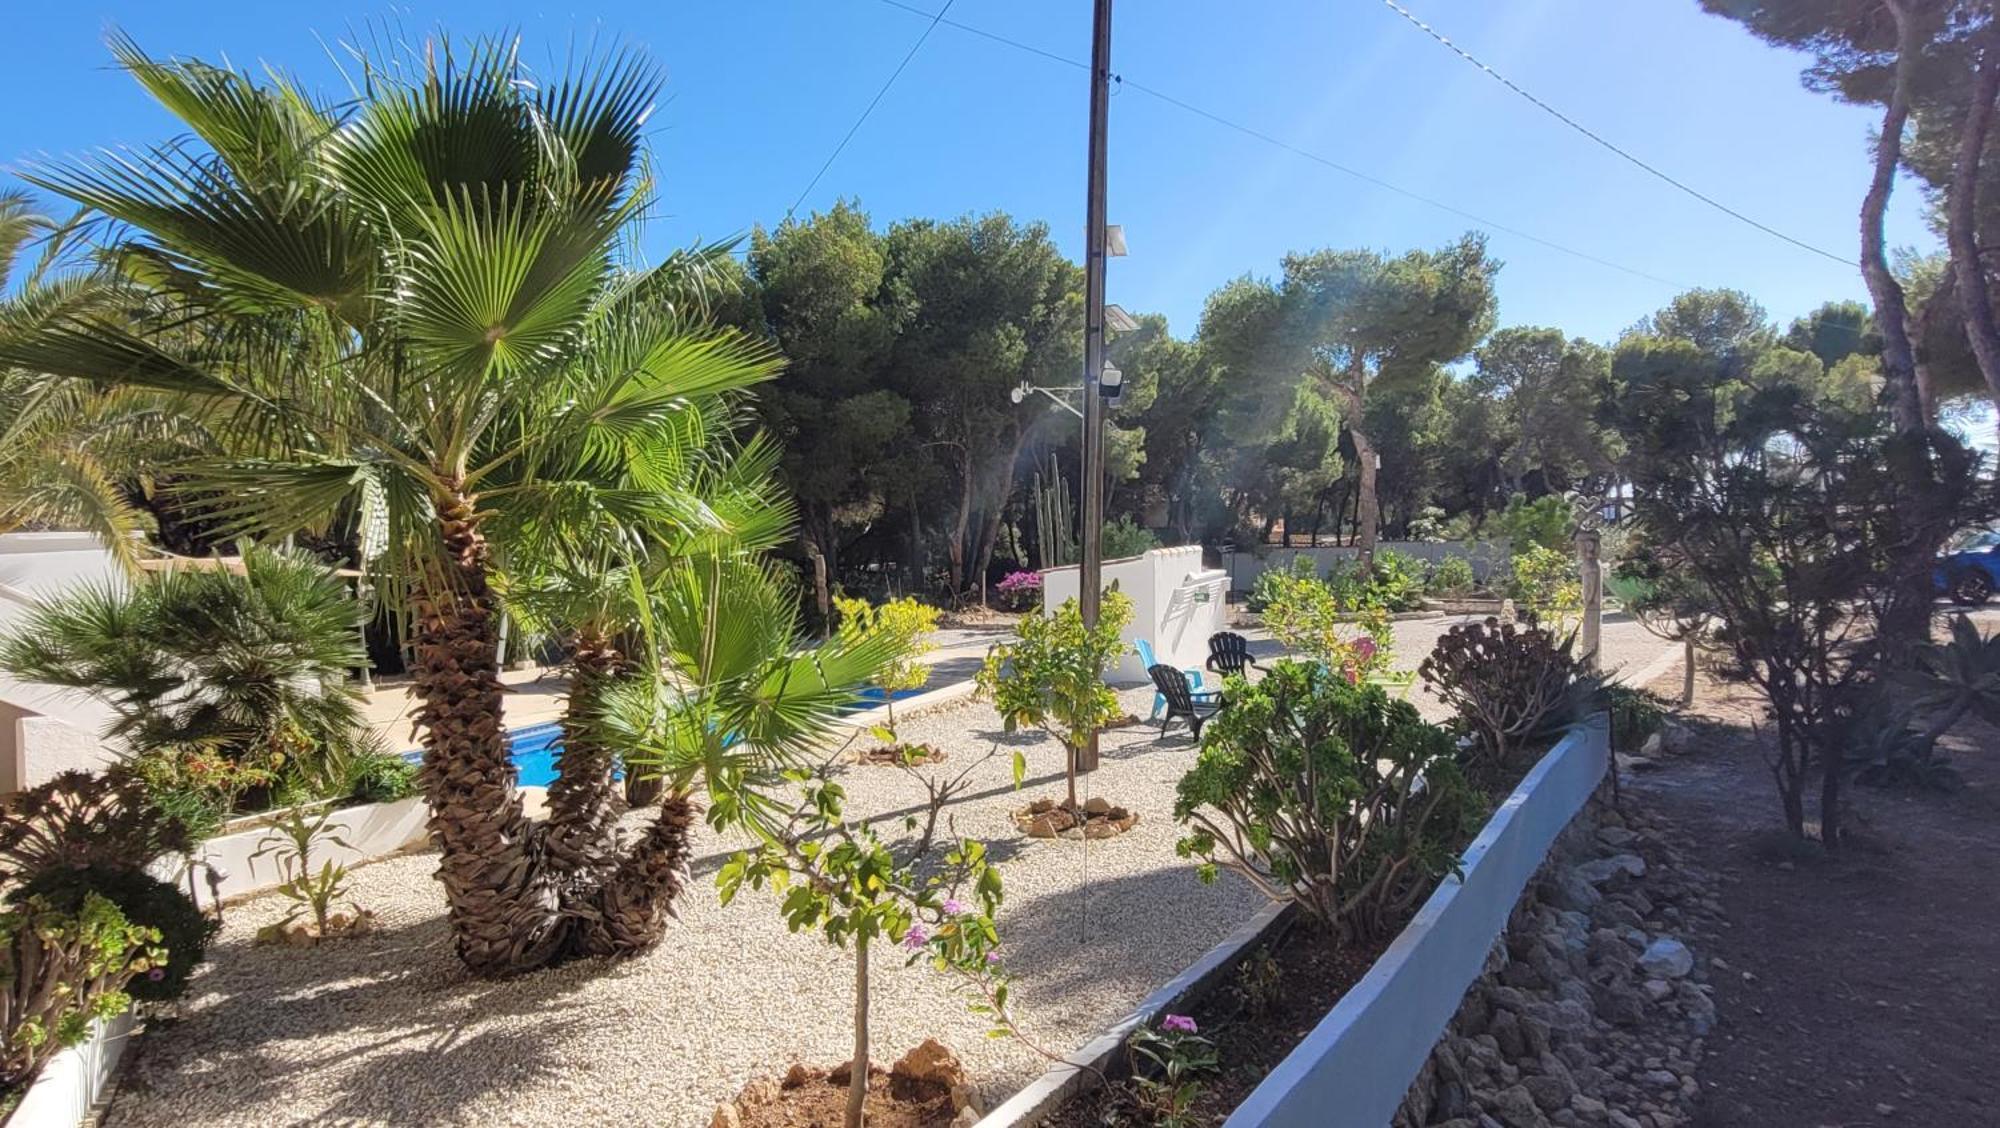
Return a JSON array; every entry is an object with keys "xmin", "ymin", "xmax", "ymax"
[{"xmin": 1077, "ymin": 0, "xmax": 1113, "ymax": 773}]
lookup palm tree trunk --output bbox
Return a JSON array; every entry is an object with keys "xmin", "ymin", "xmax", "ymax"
[
  {"xmin": 573, "ymin": 791, "xmax": 695, "ymax": 958},
  {"xmin": 542, "ymin": 634, "xmax": 624, "ymax": 891},
  {"xmin": 411, "ymin": 488, "xmax": 563, "ymax": 976}
]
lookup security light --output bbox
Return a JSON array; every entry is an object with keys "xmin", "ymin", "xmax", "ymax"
[{"xmin": 1099, "ymin": 361, "xmax": 1123, "ymax": 393}]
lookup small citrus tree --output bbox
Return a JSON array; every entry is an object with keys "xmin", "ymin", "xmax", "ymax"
[
  {"xmin": 834, "ymin": 595, "xmax": 940, "ymax": 735},
  {"xmin": 977, "ymin": 592, "xmax": 1133, "ymax": 813},
  {"xmin": 1260, "ymin": 570, "xmax": 1393, "ymax": 683},
  {"xmin": 719, "ymin": 772, "xmax": 1004, "ymax": 1128}
]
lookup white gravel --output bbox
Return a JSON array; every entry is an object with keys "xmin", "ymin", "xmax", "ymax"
[
  {"xmin": 103, "ymin": 618, "xmax": 1675, "ymax": 1128},
  {"xmin": 103, "ymin": 686, "xmax": 1263, "ymax": 1128}
]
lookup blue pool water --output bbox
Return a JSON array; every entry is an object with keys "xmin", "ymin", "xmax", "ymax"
[{"xmin": 402, "ymin": 685, "xmax": 929, "ymax": 789}]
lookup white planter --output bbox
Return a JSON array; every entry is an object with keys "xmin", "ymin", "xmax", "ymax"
[
  {"xmin": 149, "ymin": 796, "xmax": 429, "ymax": 911},
  {"xmin": 1225, "ymin": 714, "xmax": 1612, "ymax": 1127},
  {"xmin": 4, "ymin": 1011, "xmax": 136, "ymax": 1128}
]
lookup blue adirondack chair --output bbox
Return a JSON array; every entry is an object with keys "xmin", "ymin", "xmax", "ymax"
[{"xmin": 1135, "ymin": 639, "xmax": 1204, "ymax": 720}]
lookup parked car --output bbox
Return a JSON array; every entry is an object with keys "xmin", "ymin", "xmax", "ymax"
[{"xmin": 1936, "ymin": 529, "xmax": 2000, "ymax": 605}]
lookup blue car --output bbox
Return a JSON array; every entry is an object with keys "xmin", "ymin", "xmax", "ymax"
[{"xmin": 1936, "ymin": 529, "xmax": 2000, "ymax": 605}]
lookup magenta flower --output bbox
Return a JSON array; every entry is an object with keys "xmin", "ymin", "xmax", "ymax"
[
  {"xmin": 902, "ymin": 925, "xmax": 930, "ymax": 950},
  {"xmin": 1352, "ymin": 637, "xmax": 1377, "ymax": 662},
  {"xmin": 147, "ymin": 968, "xmax": 166, "ymax": 982},
  {"xmin": 941, "ymin": 898, "xmax": 968, "ymax": 917},
  {"xmin": 985, "ymin": 952, "xmax": 1000, "ymax": 965},
  {"xmin": 1161, "ymin": 1014, "xmax": 1198, "ymax": 1034}
]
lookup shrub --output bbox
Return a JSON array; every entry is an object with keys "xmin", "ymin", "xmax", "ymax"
[
  {"xmin": 1491, "ymin": 493, "xmax": 1573, "ymax": 553},
  {"xmin": 994, "ymin": 570, "xmax": 1043, "ymax": 612},
  {"xmin": 17, "ymin": 866, "xmax": 216, "ymax": 1003},
  {"xmin": 1247, "ymin": 555, "xmax": 1317, "ymax": 612},
  {"xmin": 1260, "ymin": 571, "xmax": 1392, "ymax": 681},
  {"xmin": 1427, "ymin": 554, "xmax": 1477, "ymax": 597},
  {"xmin": 834, "ymin": 595, "xmax": 941, "ymax": 733},
  {"xmin": 1505, "ymin": 544, "xmax": 1582, "ymax": 628},
  {"xmin": 1367, "ymin": 549, "xmax": 1427, "ymax": 612},
  {"xmin": 1174, "ymin": 662, "xmax": 1480, "ymax": 942},
  {"xmin": 1101, "ymin": 515, "xmax": 1161, "ymax": 559},
  {"xmin": 0, "ymin": 772, "xmax": 191, "ymax": 885},
  {"xmin": 345, "ymin": 751, "xmax": 420, "ymax": 805},
  {"xmin": 978, "ymin": 592, "xmax": 1135, "ymax": 813},
  {"xmin": 1603, "ymin": 684, "xmax": 1669, "ymax": 754},
  {"xmin": 0, "ymin": 892, "xmax": 165, "ymax": 1090},
  {"xmin": 1420, "ymin": 616, "xmax": 1593, "ymax": 775}
]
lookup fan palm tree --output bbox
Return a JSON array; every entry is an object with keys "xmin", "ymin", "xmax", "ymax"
[
  {"xmin": 0, "ymin": 35, "xmax": 840, "ymax": 974},
  {"xmin": 0, "ymin": 195, "xmax": 209, "ymax": 568}
]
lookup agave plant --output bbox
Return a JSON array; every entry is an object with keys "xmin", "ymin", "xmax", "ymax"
[{"xmin": 0, "ymin": 34, "xmax": 820, "ymax": 974}]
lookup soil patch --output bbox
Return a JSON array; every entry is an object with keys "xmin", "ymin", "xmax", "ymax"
[
  {"xmin": 1013, "ymin": 797, "xmax": 1139, "ymax": 839},
  {"xmin": 1043, "ymin": 923, "xmax": 1388, "ymax": 1127},
  {"xmin": 728, "ymin": 1064, "xmax": 953, "ymax": 1128},
  {"xmin": 1630, "ymin": 657, "xmax": 2000, "ymax": 1128}
]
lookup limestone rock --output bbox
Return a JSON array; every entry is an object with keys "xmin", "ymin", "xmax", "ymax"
[
  {"xmin": 892, "ymin": 1038, "xmax": 966, "ymax": 1088},
  {"xmin": 1637, "ymin": 938, "xmax": 1693, "ymax": 979},
  {"xmin": 708, "ymin": 1103, "xmax": 741, "ymax": 1128}
]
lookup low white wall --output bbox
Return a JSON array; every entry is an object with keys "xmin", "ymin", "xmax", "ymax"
[
  {"xmin": 151, "ymin": 796, "xmax": 430, "ymax": 911},
  {"xmin": 1040, "ymin": 546, "xmax": 1228, "ymax": 683},
  {"xmin": 1223, "ymin": 540, "xmax": 1510, "ymax": 593},
  {"xmin": 1225, "ymin": 714, "xmax": 1611, "ymax": 1128},
  {"xmin": 5, "ymin": 1011, "xmax": 137, "ymax": 1128}
]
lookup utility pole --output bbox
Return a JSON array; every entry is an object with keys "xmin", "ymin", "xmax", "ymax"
[{"xmin": 1077, "ymin": 0, "xmax": 1113, "ymax": 774}]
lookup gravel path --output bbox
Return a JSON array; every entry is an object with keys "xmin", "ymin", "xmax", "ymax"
[
  {"xmin": 105, "ymin": 618, "xmax": 1677, "ymax": 1128},
  {"xmin": 104, "ymin": 687, "xmax": 1263, "ymax": 1128}
]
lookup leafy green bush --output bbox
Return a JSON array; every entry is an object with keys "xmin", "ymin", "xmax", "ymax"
[
  {"xmin": 18, "ymin": 866, "xmax": 216, "ymax": 1003},
  {"xmin": 0, "ymin": 892, "xmax": 165, "ymax": 1089},
  {"xmin": 1260, "ymin": 571, "xmax": 1392, "ymax": 680},
  {"xmin": 1603, "ymin": 684, "xmax": 1669, "ymax": 754},
  {"xmin": 1505, "ymin": 545, "xmax": 1582, "ymax": 628},
  {"xmin": 1247, "ymin": 555, "xmax": 1317, "ymax": 612},
  {"xmin": 1102, "ymin": 515, "xmax": 1162, "ymax": 559},
  {"xmin": 345, "ymin": 752, "xmax": 420, "ymax": 805},
  {"xmin": 1367, "ymin": 550, "xmax": 1427, "ymax": 612},
  {"xmin": 978, "ymin": 592, "xmax": 1135, "ymax": 812},
  {"xmin": 1427, "ymin": 554, "xmax": 1477, "ymax": 597},
  {"xmin": 1420, "ymin": 616, "xmax": 1595, "ymax": 776},
  {"xmin": 1174, "ymin": 662, "xmax": 1480, "ymax": 943},
  {"xmin": 1491, "ymin": 493, "xmax": 1573, "ymax": 553}
]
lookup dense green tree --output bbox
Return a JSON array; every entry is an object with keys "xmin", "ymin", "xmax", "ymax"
[
  {"xmin": 1470, "ymin": 327, "xmax": 1614, "ymax": 496},
  {"xmin": 881, "ymin": 213, "xmax": 1082, "ymax": 602}
]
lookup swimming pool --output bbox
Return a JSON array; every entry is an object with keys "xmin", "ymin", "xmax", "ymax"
[{"xmin": 402, "ymin": 685, "xmax": 929, "ymax": 788}]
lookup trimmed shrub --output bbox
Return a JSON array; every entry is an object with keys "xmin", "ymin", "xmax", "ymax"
[
  {"xmin": 1427, "ymin": 554, "xmax": 1477, "ymax": 597},
  {"xmin": 1173, "ymin": 662, "xmax": 1481, "ymax": 943}
]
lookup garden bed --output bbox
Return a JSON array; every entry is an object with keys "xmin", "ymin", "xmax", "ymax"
[{"xmin": 990, "ymin": 716, "xmax": 1611, "ymax": 1128}]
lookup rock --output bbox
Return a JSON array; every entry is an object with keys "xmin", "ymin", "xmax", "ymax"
[
  {"xmin": 1637, "ymin": 938, "xmax": 1694, "ymax": 979},
  {"xmin": 1486, "ymin": 1083, "xmax": 1552, "ymax": 1128},
  {"xmin": 1594, "ymin": 983, "xmax": 1646, "ymax": 1028},
  {"xmin": 1523, "ymin": 1073, "xmax": 1574, "ymax": 1112},
  {"xmin": 708, "ymin": 1103, "xmax": 741, "ymax": 1128},
  {"xmin": 1081, "ymin": 796, "xmax": 1111, "ymax": 815},
  {"xmin": 1491, "ymin": 1010, "xmax": 1529, "ymax": 1058},
  {"xmin": 951, "ymin": 1107, "xmax": 980, "ymax": 1127},
  {"xmin": 1640, "ymin": 731, "xmax": 1664, "ymax": 757},
  {"xmin": 892, "ymin": 1038, "xmax": 966, "ymax": 1088},
  {"xmin": 781, "ymin": 1063, "xmax": 813, "ymax": 1089},
  {"xmin": 1641, "ymin": 1069, "xmax": 1678, "ymax": 1087},
  {"xmin": 1597, "ymin": 826, "xmax": 1638, "ymax": 849},
  {"xmin": 1607, "ymin": 1112, "xmax": 1646, "ymax": 1128},
  {"xmin": 1570, "ymin": 1094, "xmax": 1608, "ymax": 1119},
  {"xmin": 1642, "ymin": 979, "xmax": 1674, "ymax": 1002},
  {"xmin": 739, "ymin": 1078, "xmax": 780, "ymax": 1106},
  {"xmin": 1548, "ymin": 869, "xmax": 1603, "ymax": 912},
  {"xmin": 1576, "ymin": 855, "xmax": 1648, "ymax": 887},
  {"xmin": 1025, "ymin": 813, "xmax": 1062, "ymax": 838}
]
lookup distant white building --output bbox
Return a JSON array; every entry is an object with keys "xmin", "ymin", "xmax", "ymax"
[{"xmin": 0, "ymin": 531, "xmax": 125, "ymax": 792}]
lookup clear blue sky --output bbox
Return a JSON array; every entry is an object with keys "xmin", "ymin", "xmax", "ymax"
[{"xmin": 0, "ymin": 0, "xmax": 1937, "ymax": 345}]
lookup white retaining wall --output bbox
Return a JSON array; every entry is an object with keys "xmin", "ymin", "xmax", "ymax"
[
  {"xmin": 1222, "ymin": 540, "xmax": 1510, "ymax": 593},
  {"xmin": 1041, "ymin": 546, "xmax": 1229, "ymax": 683},
  {"xmin": 1225, "ymin": 714, "xmax": 1611, "ymax": 1128},
  {"xmin": 5, "ymin": 1011, "xmax": 137, "ymax": 1128},
  {"xmin": 150, "ymin": 796, "xmax": 431, "ymax": 911}
]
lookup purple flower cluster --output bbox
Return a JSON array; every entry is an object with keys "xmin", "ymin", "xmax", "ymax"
[
  {"xmin": 996, "ymin": 570, "xmax": 1043, "ymax": 595},
  {"xmin": 1160, "ymin": 1014, "xmax": 1198, "ymax": 1034}
]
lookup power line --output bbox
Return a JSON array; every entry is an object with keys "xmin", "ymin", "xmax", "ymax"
[
  {"xmin": 1378, "ymin": 0, "xmax": 1855, "ymax": 267},
  {"xmin": 864, "ymin": 0, "xmax": 1686, "ymax": 289},
  {"xmin": 784, "ymin": 0, "xmax": 959, "ymax": 223}
]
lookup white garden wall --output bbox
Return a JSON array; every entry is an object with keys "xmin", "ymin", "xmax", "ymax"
[
  {"xmin": 1224, "ymin": 714, "xmax": 1612, "ymax": 1128},
  {"xmin": 149, "ymin": 796, "xmax": 431, "ymax": 911},
  {"xmin": 1040, "ymin": 546, "xmax": 1229, "ymax": 683},
  {"xmin": 4, "ymin": 1011, "xmax": 137, "ymax": 1128},
  {"xmin": 0, "ymin": 532, "xmax": 126, "ymax": 793}
]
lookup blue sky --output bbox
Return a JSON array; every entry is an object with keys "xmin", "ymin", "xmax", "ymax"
[{"xmin": 0, "ymin": 0, "xmax": 1936, "ymax": 345}]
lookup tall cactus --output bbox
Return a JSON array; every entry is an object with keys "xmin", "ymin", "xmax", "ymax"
[{"xmin": 1034, "ymin": 453, "xmax": 1078, "ymax": 569}]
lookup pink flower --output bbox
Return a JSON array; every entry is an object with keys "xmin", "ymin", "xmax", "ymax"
[
  {"xmin": 1161, "ymin": 1014, "xmax": 1198, "ymax": 1034},
  {"xmin": 941, "ymin": 898, "xmax": 968, "ymax": 917},
  {"xmin": 985, "ymin": 952, "xmax": 1000, "ymax": 965},
  {"xmin": 902, "ymin": 925, "xmax": 930, "ymax": 950},
  {"xmin": 147, "ymin": 968, "xmax": 166, "ymax": 982}
]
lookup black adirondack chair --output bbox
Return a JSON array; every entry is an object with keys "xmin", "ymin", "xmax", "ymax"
[
  {"xmin": 1206, "ymin": 631, "xmax": 1262, "ymax": 679},
  {"xmin": 1148, "ymin": 664, "xmax": 1225, "ymax": 738}
]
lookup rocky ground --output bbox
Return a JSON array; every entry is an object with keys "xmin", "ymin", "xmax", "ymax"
[{"xmin": 1395, "ymin": 777, "xmax": 1727, "ymax": 1128}]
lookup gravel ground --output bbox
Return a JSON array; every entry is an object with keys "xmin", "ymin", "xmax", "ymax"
[
  {"xmin": 104, "ymin": 617, "xmax": 1676, "ymax": 1128},
  {"xmin": 103, "ymin": 686, "xmax": 1264, "ymax": 1128}
]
